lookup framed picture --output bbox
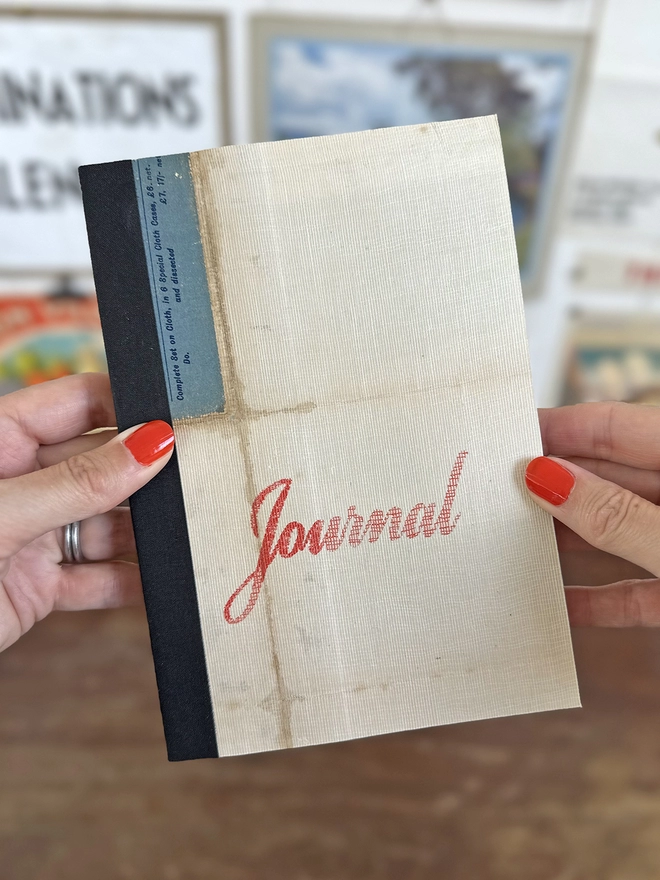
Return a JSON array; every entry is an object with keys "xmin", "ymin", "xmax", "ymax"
[
  {"xmin": 0, "ymin": 283, "xmax": 106, "ymax": 395},
  {"xmin": 0, "ymin": 10, "xmax": 228, "ymax": 275},
  {"xmin": 567, "ymin": 78, "xmax": 660, "ymax": 243},
  {"xmin": 252, "ymin": 16, "xmax": 590, "ymax": 297},
  {"xmin": 561, "ymin": 311, "xmax": 660, "ymax": 406},
  {"xmin": 572, "ymin": 250, "xmax": 660, "ymax": 294}
]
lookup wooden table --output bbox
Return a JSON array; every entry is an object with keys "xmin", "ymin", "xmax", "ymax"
[{"xmin": 2, "ymin": 607, "xmax": 660, "ymax": 880}]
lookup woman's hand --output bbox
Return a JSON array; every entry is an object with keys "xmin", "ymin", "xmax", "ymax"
[
  {"xmin": 0, "ymin": 373, "xmax": 173, "ymax": 652},
  {"xmin": 527, "ymin": 402, "xmax": 660, "ymax": 626}
]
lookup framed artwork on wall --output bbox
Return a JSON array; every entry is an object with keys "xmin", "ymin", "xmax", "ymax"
[
  {"xmin": 0, "ymin": 10, "xmax": 228, "ymax": 275},
  {"xmin": 252, "ymin": 15, "xmax": 590, "ymax": 297},
  {"xmin": 567, "ymin": 79, "xmax": 660, "ymax": 244},
  {"xmin": 561, "ymin": 310, "xmax": 660, "ymax": 405}
]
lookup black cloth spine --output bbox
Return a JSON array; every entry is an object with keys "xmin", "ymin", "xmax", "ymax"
[{"xmin": 79, "ymin": 160, "xmax": 218, "ymax": 761}]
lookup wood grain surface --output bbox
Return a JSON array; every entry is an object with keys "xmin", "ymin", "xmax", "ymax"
[{"xmin": 2, "ymin": 606, "xmax": 660, "ymax": 880}]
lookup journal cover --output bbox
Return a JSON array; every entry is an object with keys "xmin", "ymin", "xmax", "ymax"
[{"xmin": 79, "ymin": 116, "xmax": 579, "ymax": 762}]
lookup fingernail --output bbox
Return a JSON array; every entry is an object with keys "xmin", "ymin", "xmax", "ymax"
[
  {"xmin": 123, "ymin": 420, "xmax": 174, "ymax": 466},
  {"xmin": 525, "ymin": 457, "xmax": 576, "ymax": 506}
]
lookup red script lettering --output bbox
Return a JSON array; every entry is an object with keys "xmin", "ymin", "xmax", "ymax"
[{"xmin": 224, "ymin": 451, "xmax": 468, "ymax": 624}]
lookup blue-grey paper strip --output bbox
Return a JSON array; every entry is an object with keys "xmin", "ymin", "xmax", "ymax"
[{"xmin": 132, "ymin": 153, "xmax": 224, "ymax": 419}]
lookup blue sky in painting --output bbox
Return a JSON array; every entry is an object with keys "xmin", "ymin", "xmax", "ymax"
[{"xmin": 269, "ymin": 37, "xmax": 570, "ymax": 144}]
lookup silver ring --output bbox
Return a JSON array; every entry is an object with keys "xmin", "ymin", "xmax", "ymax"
[{"xmin": 63, "ymin": 521, "xmax": 85, "ymax": 564}]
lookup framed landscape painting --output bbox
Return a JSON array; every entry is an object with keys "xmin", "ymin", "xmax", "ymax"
[{"xmin": 252, "ymin": 17, "xmax": 589, "ymax": 297}]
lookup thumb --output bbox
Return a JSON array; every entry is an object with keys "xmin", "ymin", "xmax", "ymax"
[
  {"xmin": 0, "ymin": 420, "xmax": 174, "ymax": 557},
  {"xmin": 525, "ymin": 456, "xmax": 660, "ymax": 578}
]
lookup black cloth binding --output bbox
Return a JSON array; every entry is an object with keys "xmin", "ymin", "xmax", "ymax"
[{"xmin": 79, "ymin": 159, "xmax": 218, "ymax": 761}]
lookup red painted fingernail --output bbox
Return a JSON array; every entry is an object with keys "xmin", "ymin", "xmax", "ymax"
[
  {"xmin": 123, "ymin": 420, "xmax": 174, "ymax": 466},
  {"xmin": 525, "ymin": 457, "xmax": 576, "ymax": 506}
]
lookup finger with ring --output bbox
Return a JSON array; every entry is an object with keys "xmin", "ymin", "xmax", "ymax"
[{"xmin": 60, "ymin": 508, "xmax": 136, "ymax": 564}]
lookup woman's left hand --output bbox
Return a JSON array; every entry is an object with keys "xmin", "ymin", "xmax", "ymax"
[{"xmin": 529, "ymin": 401, "xmax": 660, "ymax": 626}]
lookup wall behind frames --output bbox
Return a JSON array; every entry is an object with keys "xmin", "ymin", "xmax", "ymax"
[
  {"xmin": 1, "ymin": 0, "xmax": 659, "ymax": 407},
  {"xmin": 0, "ymin": 0, "xmax": 599, "ymax": 281}
]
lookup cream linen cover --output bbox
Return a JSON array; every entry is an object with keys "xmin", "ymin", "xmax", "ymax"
[{"xmin": 169, "ymin": 116, "xmax": 578, "ymax": 756}]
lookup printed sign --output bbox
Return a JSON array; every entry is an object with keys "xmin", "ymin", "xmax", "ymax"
[
  {"xmin": 573, "ymin": 251, "xmax": 660, "ymax": 293},
  {"xmin": 568, "ymin": 79, "xmax": 660, "ymax": 240},
  {"xmin": 0, "ymin": 14, "xmax": 224, "ymax": 272}
]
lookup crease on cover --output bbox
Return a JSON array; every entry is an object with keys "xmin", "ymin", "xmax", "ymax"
[{"xmin": 187, "ymin": 150, "xmax": 294, "ymax": 749}]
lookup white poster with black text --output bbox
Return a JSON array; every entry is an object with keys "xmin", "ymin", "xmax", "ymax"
[{"xmin": 0, "ymin": 15, "xmax": 222, "ymax": 272}]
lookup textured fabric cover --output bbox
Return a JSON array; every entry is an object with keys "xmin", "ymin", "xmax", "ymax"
[{"xmin": 168, "ymin": 116, "xmax": 580, "ymax": 757}]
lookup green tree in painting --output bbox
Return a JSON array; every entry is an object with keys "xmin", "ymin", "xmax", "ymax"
[{"xmin": 394, "ymin": 55, "xmax": 544, "ymax": 270}]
